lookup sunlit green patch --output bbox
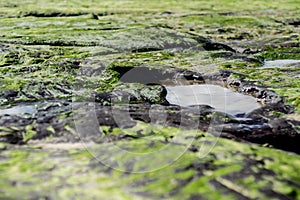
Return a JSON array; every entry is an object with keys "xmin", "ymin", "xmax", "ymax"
[
  {"xmin": 258, "ymin": 47, "xmax": 300, "ymax": 60},
  {"xmin": 0, "ymin": 148, "xmax": 137, "ymax": 199}
]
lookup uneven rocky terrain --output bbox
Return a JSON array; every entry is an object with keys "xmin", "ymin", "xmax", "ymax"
[{"xmin": 0, "ymin": 0, "xmax": 299, "ymax": 199}]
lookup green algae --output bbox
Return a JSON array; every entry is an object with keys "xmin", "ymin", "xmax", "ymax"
[
  {"xmin": 0, "ymin": 147, "xmax": 139, "ymax": 200},
  {"xmin": 2, "ymin": 123, "xmax": 299, "ymax": 199},
  {"xmin": 88, "ymin": 125, "xmax": 300, "ymax": 199},
  {"xmin": 22, "ymin": 125, "xmax": 36, "ymax": 143},
  {"xmin": 0, "ymin": 0, "xmax": 300, "ymax": 199}
]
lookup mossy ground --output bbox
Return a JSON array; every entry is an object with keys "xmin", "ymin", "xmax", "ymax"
[{"xmin": 0, "ymin": 0, "xmax": 299, "ymax": 199}]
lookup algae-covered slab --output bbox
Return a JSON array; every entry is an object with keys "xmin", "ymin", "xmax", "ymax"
[{"xmin": 0, "ymin": 0, "xmax": 299, "ymax": 199}]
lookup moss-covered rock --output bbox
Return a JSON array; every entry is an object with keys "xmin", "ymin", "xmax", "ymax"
[{"xmin": 0, "ymin": 0, "xmax": 299, "ymax": 199}]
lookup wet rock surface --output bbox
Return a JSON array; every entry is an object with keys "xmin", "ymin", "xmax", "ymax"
[
  {"xmin": 0, "ymin": 0, "xmax": 300, "ymax": 199},
  {"xmin": 1, "ymin": 69, "xmax": 299, "ymax": 154}
]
